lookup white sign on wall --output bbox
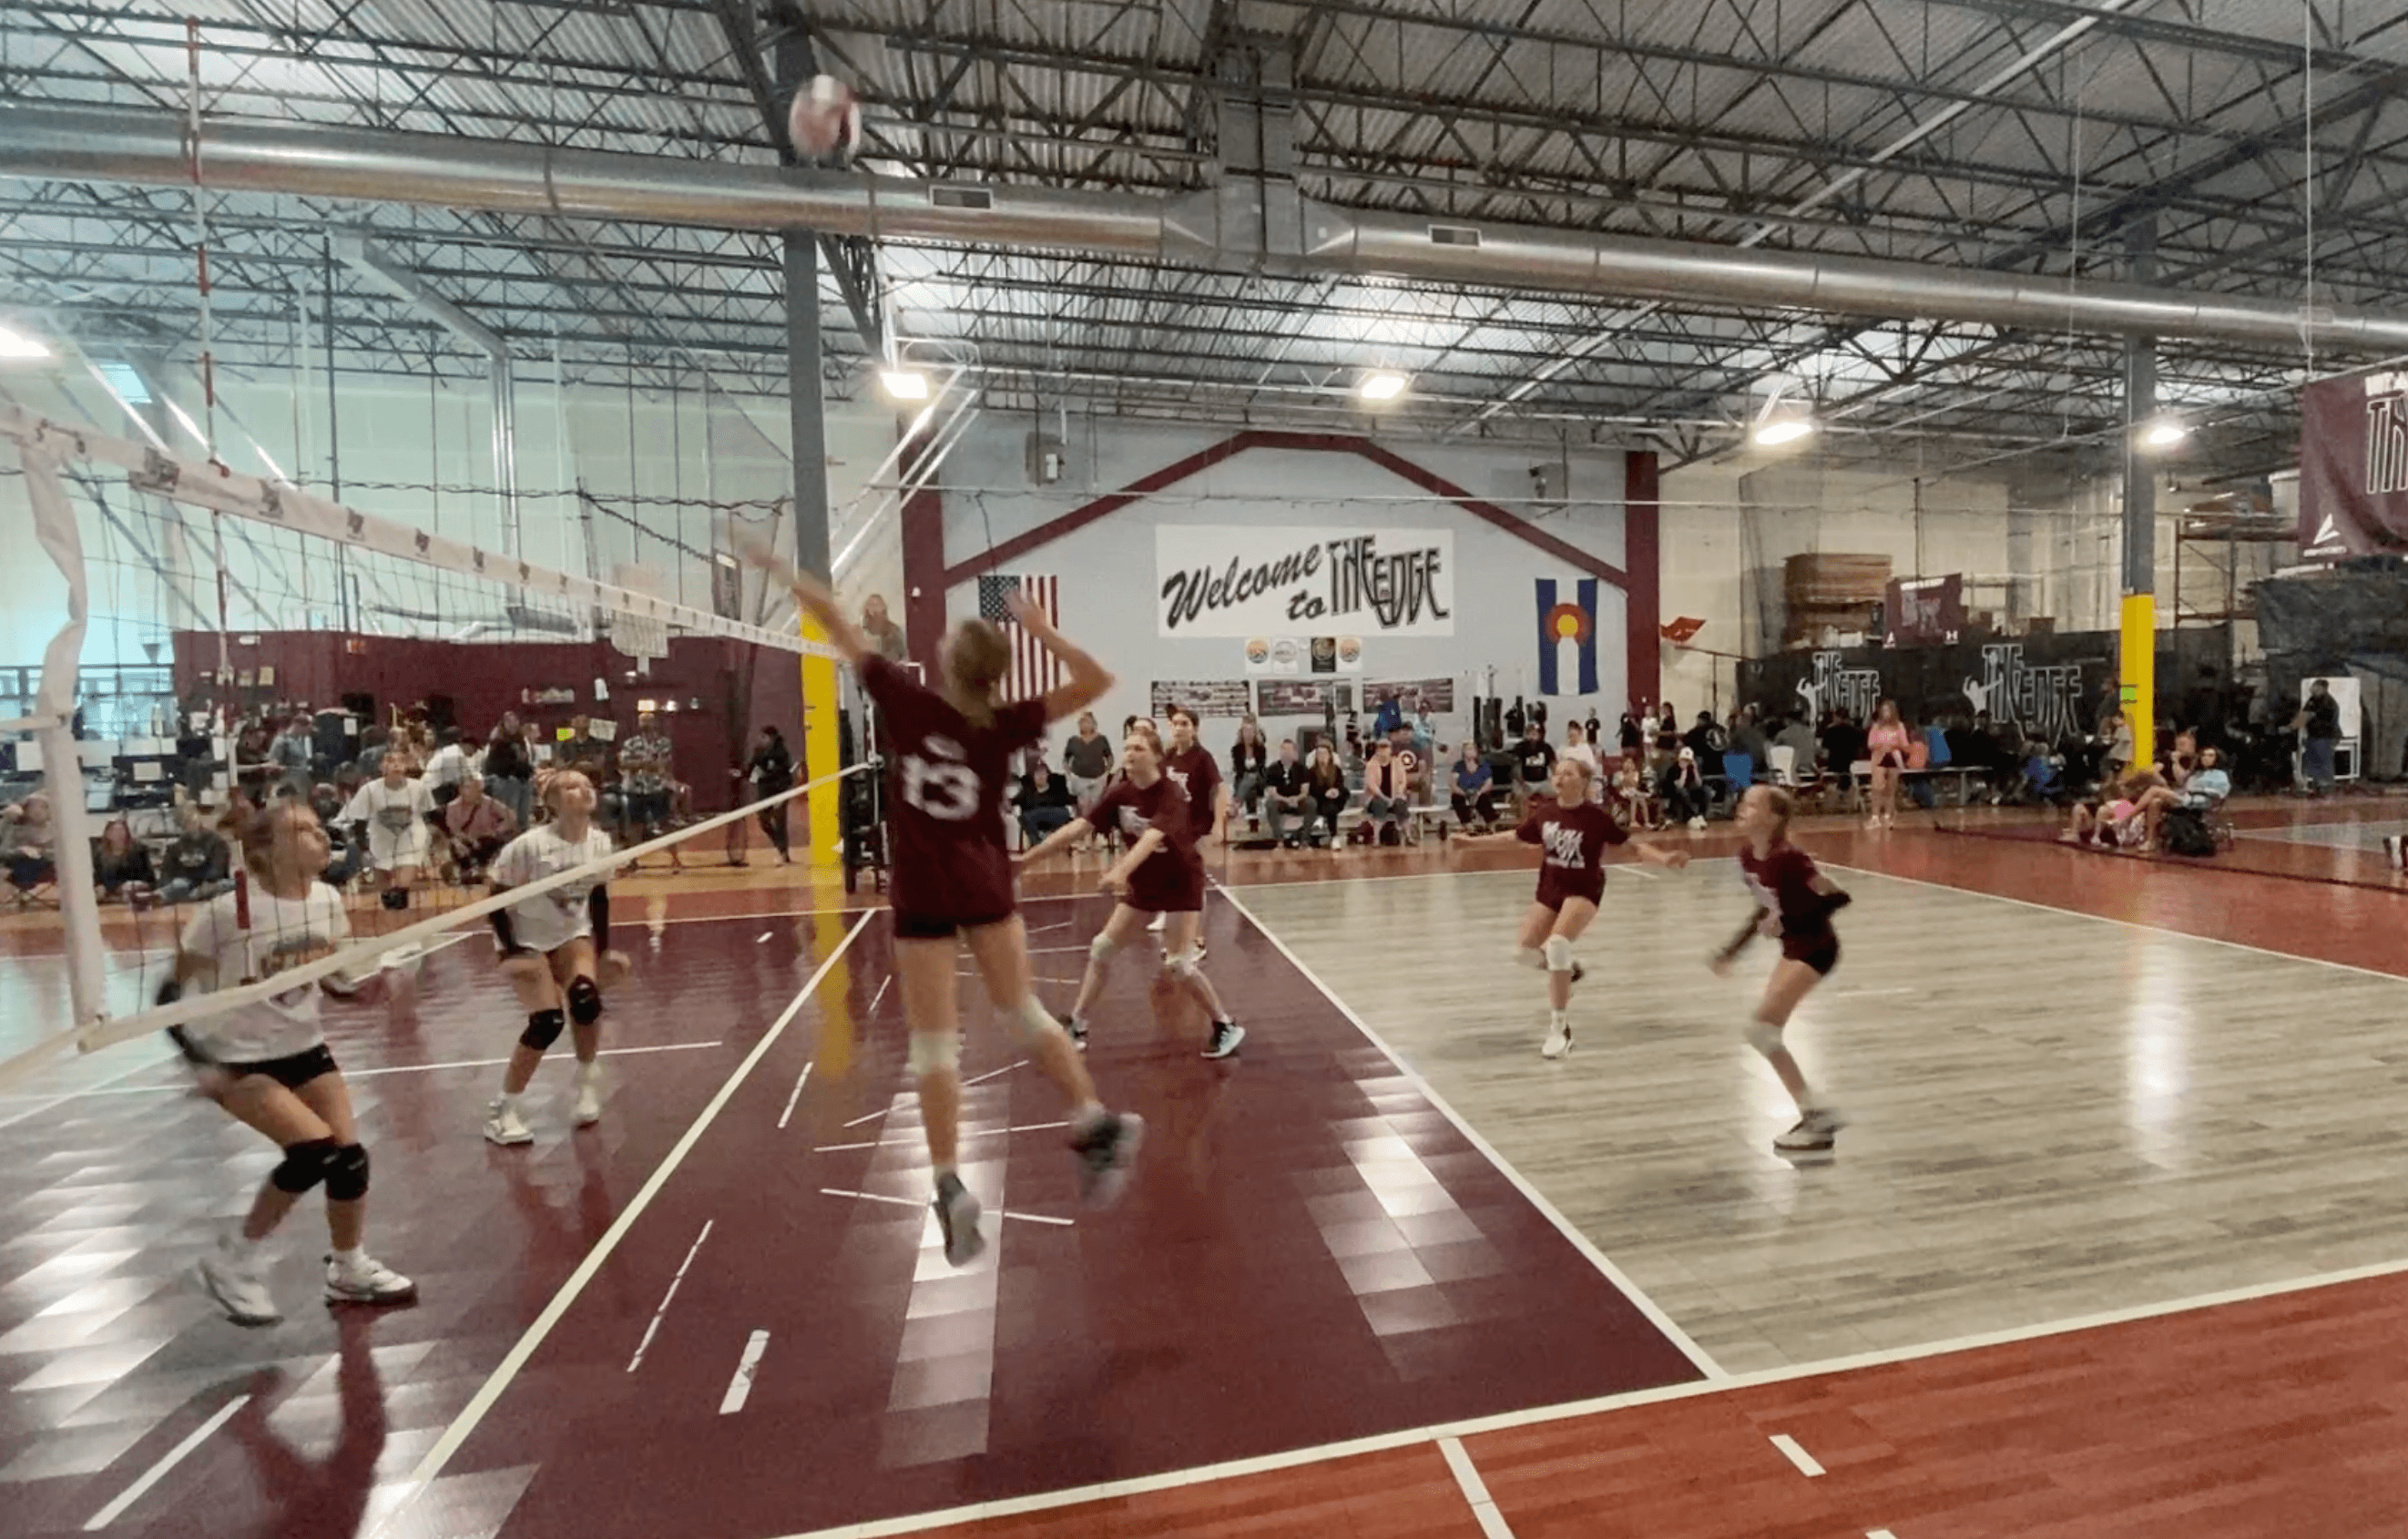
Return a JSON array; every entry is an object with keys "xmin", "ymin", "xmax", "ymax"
[{"xmin": 1156, "ymin": 525, "xmax": 1455, "ymax": 638}]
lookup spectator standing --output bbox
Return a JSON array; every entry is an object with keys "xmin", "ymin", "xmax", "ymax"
[
  {"xmin": 1617, "ymin": 712, "xmax": 1644, "ymax": 757},
  {"xmin": 1729, "ymin": 707, "xmax": 1770, "ymax": 773},
  {"xmin": 269, "ymin": 714, "xmax": 315, "ymax": 801},
  {"xmin": 1228, "ymin": 719, "xmax": 1270, "ymax": 820},
  {"xmin": 1511, "ymin": 722, "xmax": 1557, "ymax": 818},
  {"xmin": 861, "ymin": 594, "xmax": 908, "ymax": 663},
  {"xmin": 1451, "ymin": 741, "xmax": 1499, "ymax": 831},
  {"xmin": 485, "ymin": 714, "xmax": 535, "ymax": 829},
  {"xmin": 2298, "ymin": 678, "xmax": 2342, "ymax": 795},
  {"xmin": 1263, "ymin": 739, "xmax": 1311, "ymax": 848},
  {"xmin": 1864, "ymin": 698, "xmax": 1912, "ymax": 830},
  {"xmin": 1062, "ymin": 712, "xmax": 1115, "ymax": 813},
  {"xmin": 618, "ymin": 711, "xmax": 681, "ymax": 871},
  {"xmin": 742, "ymin": 725, "xmax": 795, "ymax": 865},
  {"xmin": 1560, "ymin": 722, "xmax": 1603, "ymax": 802}
]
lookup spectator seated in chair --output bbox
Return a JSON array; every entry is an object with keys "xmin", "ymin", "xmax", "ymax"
[
  {"xmin": 5, "ymin": 793, "xmax": 57, "ymax": 906},
  {"xmin": 1450, "ymin": 740, "xmax": 1499, "ymax": 831},
  {"xmin": 1303, "ymin": 741, "xmax": 1349, "ymax": 851},
  {"xmin": 1360, "ymin": 739, "xmax": 1412, "ymax": 846},
  {"xmin": 441, "ymin": 773, "xmax": 517, "ymax": 882},
  {"xmin": 1660, "ymin": 746, "xmax": 1711, "ymax": 831},
  {"xmin": 156, "ymin": 801, "xmax": 234, "ymax": 903},
  {"xmin": 1014, "ymin": 758, "xmax": 1078, "ymax": 848},
  {"xmin": 1612, "ymin": 753, "xmax": 1658, "ymax": 830},
  {"xmin": 1262, "ymin": 739, "xmax": 1313, "ymax": 848}
]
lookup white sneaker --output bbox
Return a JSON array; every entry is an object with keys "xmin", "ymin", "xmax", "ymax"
[
  {"xmin": 572, "ymin": 1076, "xmax": 602, "ymax": 1127},
  {"xmin": 484, "ymin": 1099, "xmax": 533, "ymax": 1146},
  {"xmin": 1688, "ymin": 815, "xmax": 1707, "ymax": 831},
  {"xmin": 1774, "ymin": 1107, "xmax": 1846, "ymax": 1153},
  {"xmin": 1541, "ymin": 1019, "xmax": 1573, "ymax": 1060},
  {"xmin": 324, "ymin": 1251, "xmax": 417, "ymax": 1306},
  {"xmin": 197, "ymin": 1241, "xmax": 280, "ymax": 1327}
]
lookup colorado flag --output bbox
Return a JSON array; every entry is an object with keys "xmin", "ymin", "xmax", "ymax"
[{"xmin": 1536, "ymin": 577, "xmax": 1599, "ymax": 696}]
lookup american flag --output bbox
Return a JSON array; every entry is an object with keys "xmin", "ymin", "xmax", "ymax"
[{"xmin": 976, "ymin": 573, "xmax": 1063, "ymax": 700}]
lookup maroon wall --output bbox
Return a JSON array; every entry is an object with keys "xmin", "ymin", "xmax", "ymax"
[{"xmin": 172, "ymin": 630, "xmax": 803, "ymax": 814}]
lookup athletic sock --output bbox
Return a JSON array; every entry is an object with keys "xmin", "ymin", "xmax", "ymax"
[
  {"xmin": 330, "ymin": 1246, "xmax": 362, "ymax": 1269},
  {"xmin": 575, "ymin": 1061, "xmax": 600, "ymax": 1086},
  {"xmin": 1548, "ymin": 1008, "xmax": 1569, "ymax": 1030},
  {"xmin": 496, "ymin": 1091, "xmax": 522, "ymax": 1114}
]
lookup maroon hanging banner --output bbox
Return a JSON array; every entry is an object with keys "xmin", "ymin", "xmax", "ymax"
[{"xmin": 2299, "ymin": 371, "xmax": 2408, "ymax": 561}]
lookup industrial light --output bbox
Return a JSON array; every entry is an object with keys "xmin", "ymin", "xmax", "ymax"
[
  {"xmin": 878, "ymin": 366, "xmax": 930, "ymax": 402},
  {"xmin": 1753, "ymin": 416, "xmax": 1815, "ymax": 447},
  {"xmin": 2142, "ymin": 418, "xmax": 2189, "ymax": 449},
  {"xmin": 0, "ymin": 321, "xmax": 51, "ymax": 361},
  {"xmin": 1357, "ymin": 370, "xmax": 1409, "ymax": 403}
]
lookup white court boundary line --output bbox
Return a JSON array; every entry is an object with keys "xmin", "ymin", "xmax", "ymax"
[
  {"xmin": 1438, "ymin": 1435, "xmax": 1517, "ymax": 1539},
  {"xmin": 370, "ymin": 907, "xmax": 873, "ymax": 1538},
  {"xmin": 1822, "ymin": 861, "xmax": 2408, "ymax": 987},
  {"xmin": 768, "ymin": 1247, "xmax": 2408, "ymax": 1539},
  {"xmin": 82, "ymin": 1393, "xmax": 251, "ymax": 1530},
  {"xmin": 1214, "ymin": 883, "xmax": 1725, "ymax": 1381}
]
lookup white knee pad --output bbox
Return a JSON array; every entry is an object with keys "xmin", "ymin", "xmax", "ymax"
[
  {"xmin": 1010, "ymin": 995, "xmax": 1067, "ymax": 1048},
  {"xmin": 1088, "ymin": 931, "xmax": 1125, "ymax": 966},
  {"xmin": 1514, "ymin": 947, "xmax": 1545, "ymax": 972},
  {"xmin": 1163, "ymin": 947, "xmax": 1202, "ymax": 980},
  {"xmin": 906, "ymin": 1028, "xmax": 961, "ymax": 1076},
  {"xmin": 1743, "ymin": 1018, "xmax": 1785, "ymax": 1057},
  {"xmin": 1542, "ymin": 935, "xmax": 1575, "ymax": 973}
]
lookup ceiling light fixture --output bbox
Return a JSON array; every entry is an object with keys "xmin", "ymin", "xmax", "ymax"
[
  {"xmin": 1358, "ymin": 370, "xmax": 1409, "ymax": 403},
  {"xmin": 1752, "ymin": 417, "xmax": 1815, "ymax": 448},
  {"xmin": 2142, "ymin": 418, "xmax": 2189, "ymax": 449},
  {"xmin": 878, "ymin": 366, "xmax": 930, "ymax": 402},
  {"xmin": 0, "ymin": 322, "xmax": 52, "ymax": 361}
]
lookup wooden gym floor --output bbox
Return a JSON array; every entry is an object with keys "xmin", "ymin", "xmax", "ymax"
[{"xmin": 3, "ymin": 794, "xmax": 2406, "ymax": 1537}]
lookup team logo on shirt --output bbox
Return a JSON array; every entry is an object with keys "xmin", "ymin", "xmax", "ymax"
[
  {"xmin": 1116, "ymin": 806, "xmax": 1150, "ymax": 839},
  {"xmin": 1541, "ymin": 821, "xmax": 1585, "ymax": 868},
  {"xmin": 1166, "ymin": 767, "xmax": 1191, "ymax": 796},
  {"xmin": 925, "ymin": 734, "xmax": 965, "ymax": 762}
]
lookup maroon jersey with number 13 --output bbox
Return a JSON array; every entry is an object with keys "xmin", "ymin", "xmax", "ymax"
[{"xmin": 859, "ymin": 656, "xmax": 1048, "ymax": 922}]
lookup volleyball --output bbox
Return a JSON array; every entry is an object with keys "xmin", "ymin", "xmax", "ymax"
[{"xmin": 788, "ymin": 75, "xmax": 861, "ymax": 159}]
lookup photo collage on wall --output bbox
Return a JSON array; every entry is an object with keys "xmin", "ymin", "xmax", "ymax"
[{"xmin": 1243, "ymin": 636, "xmax": 1362, "ymax": 676}]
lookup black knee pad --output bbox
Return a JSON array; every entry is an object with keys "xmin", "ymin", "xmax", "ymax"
[
  {"xmin": 324, "ymin": 1144, "xmax": 370, "ymax": 1202},
  {"xmin": 566, "ymin": 976, "xmax": 604, "ymax": 1026},
  {"xmin": 380, "ymin": 887, "xmax": 409, "ymax": 911},
  {"xmin": 271, "ymin": 1136, "xmax": 338, "ymax": 1195},
  {"xmin": 519, "ymin": 1007, "xmax": 566, "ymax": 1051}
]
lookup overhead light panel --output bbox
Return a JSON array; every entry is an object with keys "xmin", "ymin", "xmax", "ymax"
[
  {"xmin": 1358, "ymin": 370, "xmax": 1409, "ymax": 403},
  {"xmin": 878, "ymin": 366, "xmax": 930, "ymax": 402},
  {"xmin": 0, "ymin": 322, "xmax": 51, "ymax": 361},
  {"xmin": 1753, "ymin": 417, "xmax": 1815, "ymax": 447}
]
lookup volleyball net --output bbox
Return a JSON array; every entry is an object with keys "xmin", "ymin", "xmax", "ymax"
[{"xmin": 0, "ymin": 404, "xmax": 863, "ymax": 1093}]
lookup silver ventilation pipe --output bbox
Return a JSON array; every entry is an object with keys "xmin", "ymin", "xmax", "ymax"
[
  {"xmin": 335, "ymin": 231, "xmax": 520, "ymax": 556},
  {"xmin": 6, "ymin": 100, "xmax": 2403, "ymax": 355}
]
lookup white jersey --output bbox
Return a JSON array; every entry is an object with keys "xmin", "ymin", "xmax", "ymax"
[
  {"xmin": 490, "ymin": 822, "xmax": 617, "ymax": 954},
  {"xmin": 341, "ymin": 777, "xmax": 435, "ymax": 868},
  {"xmin": 176, "ymin": 882, "xmax": 351, "ymax": 1064}
]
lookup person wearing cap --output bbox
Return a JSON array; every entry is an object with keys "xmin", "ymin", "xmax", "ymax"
[
  {"xmin": 1660, "ymin": 743, "xmax": 1711, "ymax": 829},
  {"xmin": 1510, "ymin": 721, "xmax": 1556, "ymax": 819}
]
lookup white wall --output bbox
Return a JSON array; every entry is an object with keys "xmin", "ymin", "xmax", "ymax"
[{"xmin": 937, "ymin": 415, "xmax": 1632, "ymax": 756}]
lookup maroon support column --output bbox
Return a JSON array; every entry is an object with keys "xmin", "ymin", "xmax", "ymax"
[
  {"xmin": 898, "ymin": 432, "xmax": 945, "ymax": 672},
  {"xmin": 1623, "ymin": 450, "xmax": 1662, "ymax": 713}
]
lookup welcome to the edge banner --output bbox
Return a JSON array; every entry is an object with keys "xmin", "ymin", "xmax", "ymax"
[
  {"xmin": 2300, "ymin": 370, "xmax": 2408, "ymax": 560},
  {"xmin": 1155, "ymin": 525, "xmax": 1455, "ymax": 638}
]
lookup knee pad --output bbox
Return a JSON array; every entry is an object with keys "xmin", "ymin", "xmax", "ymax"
[
  {"xmin": 566, "ymin": 975, "xmax": 604, "ymax": 1025},
  {"xmin": 271, "ymin": 1136, "xmax": 338, "ymax": 1195},
  {"xmin": 380, "ymin": 887, "xmax": 409, "ymax": 912},
  {"xmin": 905, "ymin": 1029, "xmax": 961, "ymax": 1077},
  {"xmin": 519, "ymin": 1007, "xmax": 566, "ymax": 1052},
  {"xmin": 1542, "ymin": 935, "xmax": 1574, "ymax": 973},
  {"xmin": 1009, "ymin": 995, "xmax": 1067, "ymax": 1048},
  {"xmin": 324, "ymin": 1144, "xmax": 370, "ymax": 1202},
  {"xmin": 1088, "ymin": 931, "xmax": 1124, "ymax": 966},
  {"xmin": 1743, "ymin": 1017, "xmax": 1785, "ymax": 1057},
  {"xmin": 1163, "ymin": 947, "xmax": 1202, "ymax": 980},
  {"xmin": 1514, "ymin": 947, "xmax": 1545, "ymax": 972}
]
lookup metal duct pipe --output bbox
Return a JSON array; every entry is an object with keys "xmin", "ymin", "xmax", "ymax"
[
  {"xmin": 336, "ymin": 230, "xmax": 520, "ymax": 555},
  {"xmin": 9, "ymin": 100, "xmax": 2404, "ymax": 355}
]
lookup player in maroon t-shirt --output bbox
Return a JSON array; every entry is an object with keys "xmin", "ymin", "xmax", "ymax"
[
  {"xmin": 1712, "ymin": 784, "xmax": 1852, "ymax": 1154},
  {"xmin": 1157, "ymin": 705, "xmax": 1228, "ymax": 956},
  {"xmin": 1019, "ymin": 724, "xmax": 1243, "ymax": 1060},
  {"xmin": 1457, "ymin": 756, "xmax": 1688, "ymax": 1059},
  {"xmin": 744, "ymin": 542, "xmax": 1143, "ymax": 1265}
]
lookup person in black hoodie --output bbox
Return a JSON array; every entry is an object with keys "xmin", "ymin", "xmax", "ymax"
[{"xmin": 740, "ymin": 725, "xmax": 795, "ymax": 864}]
